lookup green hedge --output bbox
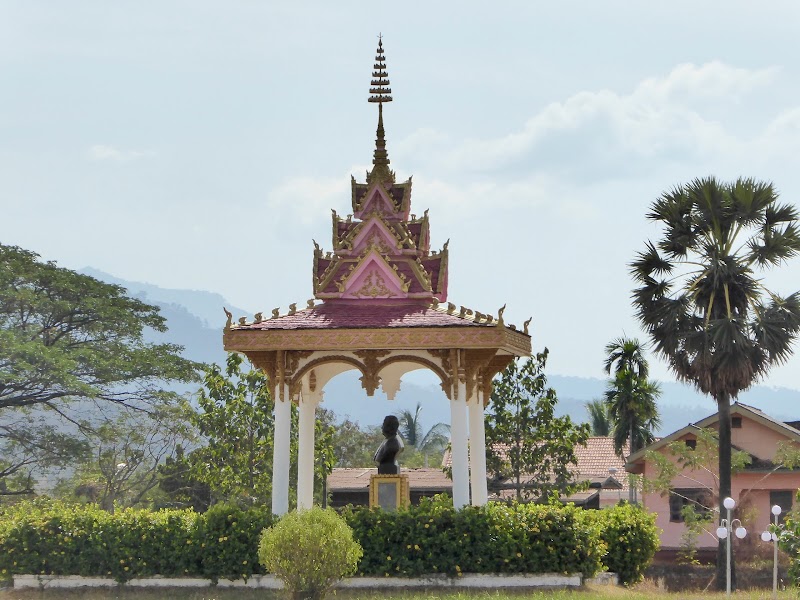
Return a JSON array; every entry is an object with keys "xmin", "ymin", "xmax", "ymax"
[
  {"xmin": 0, "ymin": 499, "xmax": 274, "ymax": 583},
  {"xmin": 581, "ymin": 502, "xmax": 660, "ymax": 585},
  {"xmin": 0, "ymin": 498, "xmax": 659, "ymax": 583},
  {"xmin": 343, "ymin": 499, "xmax": 605, "ymax": 577}
]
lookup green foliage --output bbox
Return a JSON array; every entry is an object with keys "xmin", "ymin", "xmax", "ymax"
[
  {"xmin": 56, "ymin": 402, "xmax": 194, "ymax": 512},
  {"xmin": 190, "ymin": 354, "xmax": 335, "ymax": 507},
  {"xmin": 191, "ymin": 353, "xmax": 278, "ymax": 505},
  {"xmin": 0, "ymin": 498, "xmax": 274, "ymax": 583},
  {"xmin": 0, "ymin": 243, "xmax": 200, "ymax": 494},
  {"xmin": 259, "ymin": 507, "xmax": 362, "ymax": 600},
  {"xmin": 343, "ymin": 500, "xmax": 605, "ymax": 578},
  {"xmin": 603, "ymin": 337, "xmax": 661, "ymax": 458},
  {"xmin": 677, "ymin": 504, "xmax": 712, "ymax": 566},
  {"xmin": 779, "ymin": 492, "xmax": 800, "ymax": 585},
  {"xmin": 0, "ymin": 499, "xmax": 657, "ymax": 584},
  {"xmin": 395, "ymin": 402, "xmax": 449, "ymax": 458},
  {"xmin": 193, "ymin": 503, "xmax": 274, "ymax": 583},
  {"xmin": 485, "ymin": 349, "xmax": 590, "ymax": 502},
  {"xmin": 0, "ymin": 498, "xmax": 198, "ymax": 583},
  {"xmin": 157, "ymin": 445, "xmax": 212, "ymax": 511},
  {"xmin": 328, "ymin": 417, "xmax": 384, "ymax": 468},
  {"xmin": 585, "ymin": 400, "xmax": 611, "ymax": 436},
  {"xmin": 582, "ymin": 502, "xmax": 660, "ymax": 585}
]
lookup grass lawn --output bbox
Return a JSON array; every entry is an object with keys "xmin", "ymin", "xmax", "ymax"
[{"xmin": 0, "ymin": 585, "xmax": 797, "ymax": 600}]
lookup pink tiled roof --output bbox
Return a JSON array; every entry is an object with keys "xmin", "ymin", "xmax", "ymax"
[
  {"xmin": 234, "ymin": 302, "xmax": 492, "ymax": 331},
  {"xmin": 443, "ymin": 437, "xmax": 631, "ymax": 490},
  {"xmin": 327, "ymin": 467, "xmax": 451, "ymax": 491}
]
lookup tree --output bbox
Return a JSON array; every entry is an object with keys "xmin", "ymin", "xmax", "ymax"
[
  {"xmin": 603, "ymin": 338, "xmax": 661, "ymax": 451},
  {"xmin": 328, "ymin": 417, "xmax": 384, "ymax": 468},
  {"xmin": 395, "ymin": 402, "xmax": 449, "ymax": 465},
  {"xmin": 585, "ymin": 399, "xmax": 611, "ymax": 436},
  {"xmin": 604, "ymin": 371, "xmax": 661, "ymax": 456},
  {"xmin": 484, "ymin": 348, "xmax": 590, "ymax": 502},
  {"xmin": 156, "ymin": 444, "xmax": 212, "ymax": 511},
  {"xmin": 57, "ymin": 401, "xmax": 193, "ymax": 512},
  {"xmin": 191, "ymin": 353, "xmax": 335, "ymax": 507},
  {"xmin": 0, "ymin": 244, "xmax": 200, "ymax": 494},
  {"xmin": 631, "ymin": 176, "xmax": 800, "ymax": 589}
]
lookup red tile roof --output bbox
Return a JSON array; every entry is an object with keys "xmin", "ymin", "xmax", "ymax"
[
  {"xmin": 234, "ymin": 302, "xmax": 493, "ymax": 331},
  {"xmin": 443, "ymin": 437, "xmax": 631, "ymax": 490},
  {"xmin": 327, "ymin": 467, "xmax": 451, "ymax": 491}
]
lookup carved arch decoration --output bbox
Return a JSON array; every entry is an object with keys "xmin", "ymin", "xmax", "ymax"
[
  {"xmin": 375, "ymin": 354, "xmax": 451, "ymax": 399},
  {"xmin": 287, "ymin": 351, "xmax": 454, "ymax": 401},
  {"xmin": 290, "ymin": 355, "xmax": 368, "ymax": 399}
]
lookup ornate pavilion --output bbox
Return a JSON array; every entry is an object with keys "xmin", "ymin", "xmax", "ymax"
[{"xmin": 223, "ymin": 39, "xmax": 531, "ymax": 514}]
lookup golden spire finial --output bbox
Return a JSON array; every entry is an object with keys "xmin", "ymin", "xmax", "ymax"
[{"xmin": 367, "ymin": 35, "xmax": 395, "ymax": 185}]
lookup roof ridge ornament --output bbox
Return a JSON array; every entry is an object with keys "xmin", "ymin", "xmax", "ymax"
[{"xmin": 367, "ymin": 35, "xmax": 395, "ymax": 186}]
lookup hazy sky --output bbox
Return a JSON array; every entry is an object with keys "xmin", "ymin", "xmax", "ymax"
[{"xmin": 3, "ymin": 2, "xmax": 800, "ymax": 389}]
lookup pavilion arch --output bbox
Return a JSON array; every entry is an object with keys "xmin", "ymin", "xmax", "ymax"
[
  {"xmin": 290, "ymin": 355, "xmax": 367, "ymax": 399},
  {"xmin": 374, "ymin": 354, "xmax": 451, "ymax": 401}
]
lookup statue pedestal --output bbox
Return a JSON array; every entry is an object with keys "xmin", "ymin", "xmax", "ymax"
[{"xmin": 369, "ymin": 474, "xmax": 410, "ymax": 511}]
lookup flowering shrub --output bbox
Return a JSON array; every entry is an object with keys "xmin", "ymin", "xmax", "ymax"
[
  {"xmin": 193, "ymin": 502, "xmax": 273, "ymax": 582},
  {"xmin": 0, "ymin": 498, "xmax": 272, "ymax": 583},
  {"xmin": 0, "ymin": 497, "xmax": 657, "ymax": 583},
  {"xmin": 581, "ymin": 502, "xmax": 660, "ymax": 585},
  {"xmin": 343, "ymin": 498, "xmax": 606, "ymax": 577}
]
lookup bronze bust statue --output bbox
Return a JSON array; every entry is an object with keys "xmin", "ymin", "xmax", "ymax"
[{"xmin": 373, "ymin": 415, "xmax": 404, "ymax": 474}]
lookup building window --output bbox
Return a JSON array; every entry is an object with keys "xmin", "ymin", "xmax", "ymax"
[
  {"xmin": 685, "ymin": 439, "xmax": 697, "ymax": 450},
  {"xmin": 669, "ymin": 488, "xmax": 712, "ymax": 522},
  {"xmin": 770, "ymin": 490, "xmax": 793, "ymax": 524},
  {"xmin": 732, "ymin": 417, "xmax": 742, "ymax": 428}
]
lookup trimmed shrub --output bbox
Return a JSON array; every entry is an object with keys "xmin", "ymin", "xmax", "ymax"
[
  {"xmin": 0, "ymin": 498, "xmax": 199, "ymax": 583},
  {"xmin": 0, "ymin": 498, "xmax": 657, "ymax": 584},
  {"xmin": 192, "ymin": 502, "xmax": 274, "ymax": 583},
  {"xmin": 343, "ymin": 499, "xmax": 605, "ymax": 578},
  {"xmin": 582, "ymin": 502, "xmax": 660, "ymax": 585},
  {"xmin": 259, "ymin": 507, "xmax": 362, "ymax": 600}
]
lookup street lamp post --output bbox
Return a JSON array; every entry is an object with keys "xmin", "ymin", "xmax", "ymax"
[
  {"xmin": 760, "ymin": 504, "xmax": 782, "ymax": 600},
  {"xmin": 716, "ymin": 496, "xmax": 746, "ymax": 597}
]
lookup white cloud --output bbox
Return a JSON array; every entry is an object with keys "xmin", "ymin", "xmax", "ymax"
[
  {"xmin": 398, "ymin": 61, "xmax": 782, "ymax": 182},
  {"xmin": 265, "ymin": 169, "xmax": 357, "ymax": 225},
  {"xmin": 87, "ymin": 145, "xmax": 155, "ymax": 162}
]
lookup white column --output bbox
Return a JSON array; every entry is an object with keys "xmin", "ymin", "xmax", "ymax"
[
  {"xmin": 297, "ymin": 392, "xmax": 318, "ymax": 510},
  {"xmin": 450, "ymin": 378, "xmax": 470, "ymax": 509},
  {"xmin": 468, "ymin": 389, "xmax": 488, "ymax": 506},
  {"xmin": 271, "ymin": 383, "xmax": 292, "ymax": 516}
]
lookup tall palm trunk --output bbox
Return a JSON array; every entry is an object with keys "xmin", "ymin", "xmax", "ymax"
[
  {"xmin": 716, "ymin": 393, "xmax": 734, "ymax": 591},
  {"xmin": 629, "ymin": 421, "xmax": 635, "ymax": 503}
]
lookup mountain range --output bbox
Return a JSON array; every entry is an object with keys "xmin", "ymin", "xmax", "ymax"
[{"xmin": 81, "ymin": 268, "xmax": 800, "ymax": 438}]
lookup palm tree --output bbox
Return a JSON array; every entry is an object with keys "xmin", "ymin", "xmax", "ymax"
[
  {"xmin": 603, "ymin": 337, "xmax": 661, "ymax": 503},
  {"xmin": 585, "ymin": 399, "xmax": 611, "ymax": 436},
  {"xmin": 604, "ymin": 370, "xmax": 661, "ymax": 457},
  {"xmin": 395, "ymin": 403, "xmax": 449, "ymax": 462},
  {"xmin": 603, "ymin": 337, "xmax": 661, "ymax": 456},
  {"xmin": 631, "ymin": 176, "xmax": 800, "ymax": 589},
  {"xmin": 604, "ymin": 337, "xmax": 649, "ymax": 379}
]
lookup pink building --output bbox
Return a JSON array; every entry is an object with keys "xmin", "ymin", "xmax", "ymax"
[{"xmin": 626, "ymin": 403, "xmax": 800, "ymax": 550}]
